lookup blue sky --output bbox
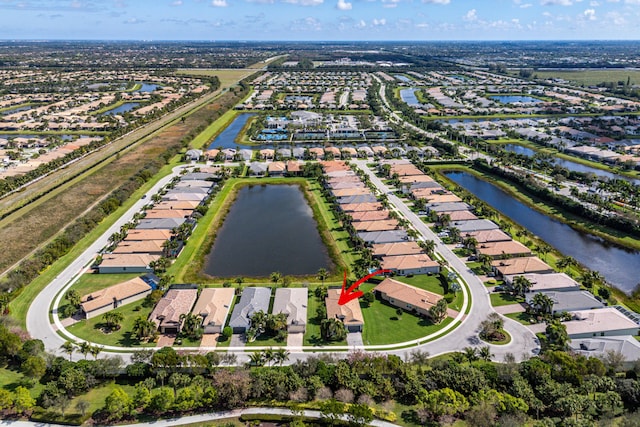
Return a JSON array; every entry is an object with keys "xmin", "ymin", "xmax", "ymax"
[{"xmin": 0, "ymin": 0, "xmax": 638, "ymax": 40}]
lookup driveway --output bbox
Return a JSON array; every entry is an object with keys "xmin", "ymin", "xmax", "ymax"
[
  {"xmin": 346, "ymin": 332, "xmax": 364, "ymax": 348},
  {"xmin": 229, "ymin": 333, "xmax": 245, "ymax": 348},
  {"xmin": 287, "ymin": 332, "xmax": 304, "ymax": 349},
  {"xmin": 494, "ymin": 303, "xmax": 527, "ymax": 315}
]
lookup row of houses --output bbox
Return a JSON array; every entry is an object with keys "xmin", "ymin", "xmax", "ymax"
[
  {"xmin": 321, "ymin": 160, "xmax": 440, "ymax": 276},
  {"xmin": 98, "ymin": 170, "xmax": 217, "ymax": 274}
]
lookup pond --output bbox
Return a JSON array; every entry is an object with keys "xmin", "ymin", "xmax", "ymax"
[
  {"xmin": 135, "ymin": 83, "xmax": 159, "ymax": 93},
  {"xmin": 1, "ymin": 105, "xmax": 32, "ymax": 115},
  {"xmin": 490, "ymin": 95, "xmax": 542, "ymax": 104},
  {"xmin": 204, "ymin": 184, "xmax": 332, "ymax": 277},
  {"xmin": 400, "ymin": 88, "xmax": 421, "ymax": 107},
  {"xmin": 503, "ymin": 144, "xmax": 640, "ymax": 185},
  {"xmin": 207, "ymin": 113, "xmax": 256, "ymax": 150},
  {"xmin": 99, "ymin": 102, "xmax": 140, "ymax": 116},
  {"xmin": 445, "ymin": 171, "xmax": 640, "ymax": 294},
  {"xmin": 395, "ymin": 74, "xmax": 412, "ymax": 83}
]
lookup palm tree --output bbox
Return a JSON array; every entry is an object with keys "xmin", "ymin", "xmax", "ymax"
[
  {"xmin": 235, "ymin": 277, "xmax": 244, "ymax": 286},
  {"xmin": 78, "ymin": 341, "xmax": 91, "ymax": 359},
  {"xmin": 132, "ymin": 316, "xmax": 157, "ymax": 341},
  {"xmin": 103, "ymin": 311, "xmax": 124, "ymax": 331},
  {"xmin": 511, "ymin": 275, "xmax": 532, "ymax": 297},
  {"xmin": 317, "ymin": 268, "xmax": 328, "ymax": 285},
  {"xmin": 273, "ymin": 348, "xmax": 290, "ymax": 366},
  {"xmin": 60, "ymin": 341, "xmax": 75, "ymax": 361},
  {"xmin": 248, "ymin": 352, "xmax": 265, "ymax": 367},
  {"xmin": 535, "ymin": 244, "xmax": 551, "ymax": 261},
  {"xmin": 532, "ymin": 293, "xmax": 554, "ymax": 316},
  {"xmin": 262, "ymin": 348, "xmax": 275, "ymax": 366},
  {"xmin": 478, "ymin": 346, "xmax": 493, "ymax": 361},
  {"xmin": 545, "ymin": 319, "xmax": 569, "ymax": 351},
  {"xmin": 89, "ymin": 345, "xmax": 102, "ymax": 360},
  {"xmin": 478, "ymin": 253, "xmax": 493, "ymax": 273},
  {"xmin": 557, "ymin": 256, "xmax": 579, "ymax": 272},
  {"xmin": 463, "ymin": 347, "xmax": 479, "ymax": 362},
  {"xmin": 420, "ymin": 239, "xmax": 436, "ymax": 256},
  {"xmin": 463, "ymin": 236, "xmax": 478, "ymax": 252},
  {"xmin": 270, "ymin": 271, "xmax": 282, "ymax": 286}
]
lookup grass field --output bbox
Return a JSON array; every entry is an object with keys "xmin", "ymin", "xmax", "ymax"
[
  {"xmin": 65, "ymin": 300, "xmax": 156, "ymax": 347},
  {"xmin": 176, "ymin": 69, "xmax": 255, "ymax": 88},
  {"xmin": 303, "ymin": 293, "xmax": 347, "ymax": 347},
  {"xmin": 359, "ymin": 283, "xmax": 455, "ymax": 345},
  {"xmin": 490, "ymin": 292, "xmax": 525, "ymax": 307},
  {"xmin": 505, "ymin": 311, "xmax": 535, "ymax": 325},
  {"xmin": 532, "ymin": 69, "xmax": 640, "ymax": 86}
]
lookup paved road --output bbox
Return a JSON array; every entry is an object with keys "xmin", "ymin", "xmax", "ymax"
[
  {"xmin": 26, "ymin": 165, "xmax": 190, "ymax": 362},
  {"xmin": 0, "ymin": 407, "xmax": 400, "ymax": 427},
  {"xmin": 352, "ymin": 160, "xmax": 540, "ymax": 362},
  {"xmin": 29, "ymin": 159, "xmax": 539, "ymax": 364}
]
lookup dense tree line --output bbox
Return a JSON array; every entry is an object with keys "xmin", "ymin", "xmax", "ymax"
[{"xmin": 1, "ymin": 324, "xmax": 640, "ymax": 425}]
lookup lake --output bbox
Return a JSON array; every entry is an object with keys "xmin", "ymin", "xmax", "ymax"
[
  {"xmin": 99, "ymin": 102, "xmax": 140, "ymax": 116},
  {"xmin": 204, "ymin": 184, "xmax": 332, "ymax": 277},
  {"xmin": 490, "ymin": 95, "xmax": 542, "ymax": 104},
  {"xmin": 207, "ymin": 113, "xmax": 256, "ymax": 150},
  {"xmin": 503, "ymin": 144, "xmax": 640, "ymax": 185},
  {"xmin": 400, "ymin": 88, "xmax": 421, "ymax": 107},
  {"xmin": 445, "ymin": 171, "xmax": 640, "ymax": 294}
]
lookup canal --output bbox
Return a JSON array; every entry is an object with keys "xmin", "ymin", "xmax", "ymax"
[
  {"xmin": 503, "ymin": 144, "xmax": 640, "ymax": 186},
  {"xmin": 445, "ymin": 171, "xmax": 640, "ymax": 294},
  {"xmin": 204, "ymin": 184, "xmax": 332, "ymax": 277}
]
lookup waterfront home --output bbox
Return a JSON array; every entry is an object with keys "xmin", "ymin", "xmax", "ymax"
[
  {"xmin": 98, "ymin": 253, "xmax": 159, "ymax": 274},
  {"xmin": 337, "ymin": 194, "xmax": 378, "ymax": 205},
  {"xmin": 80, "ymin": 277, "xmax": 152, "ymax": 319},
  {"xmin": 328, "ymin": 181, "xmax": 366, "ymax": 191},
  {"xmin": 359, "ymin": 230, "xmax": 409, "ymax": 245},
  {"xmin": 228, "ymin": 287, "xmax": 272, "ymax": 334},
  {"xmin": 353, "ymin": 219, "xmax": 400, "ymax": 232},
  {"xmin": 149, "ymin": 287, "xmax": 199, "ymax": 334},
  {"xmin": 152, "ymin": 201, "xmax": 200, "ymax": 211},
  {"xmin": 268, "ymin": 161, "xmax": 286, "ymax": 176},
  {"xmin": 492, "ymin": 257, "xmax": 554, "ymax": 277},
  {"xmin": 112, "ymin": 240, "xmax": 166, "ymax": 256},
  {"xmin": 174, "ymin": 180, "xmax": 213, "ymax": 189},
  {"xmin": 326, "ymin": 288, "xmax": 363, "ymax": 332},
  {"xmin": 374, "ymin": 278, "xmax": 443, "ymax": 317},
  {"xmin": 569, "ymin": 336, "xmax": 640, "ymax": 366},
  {"xmin": 563, "ymin": 308, "xmax": 640, "ymax": 338},
  {"xmin": 136, "ymin": 217, "xmax": 187, "ymax": 230},
  {"xmin": 389, "ymin": 163, "xmax": 423, "ymax": 177},
  {"xmin": 477, "ymin": 240, "xmax": 531, "ymax": 259},
  {"xmin": 372, "ymin": 241, "xmax": 423, "ymax": 258},
  {"xmin": 399, "ymin": 174, "xmax": 437, "ymax": 184},
  {"xmin": 427, "ymin": 202, "xmax": 473, "ymax": 213},
  {"xmin": 381, "ymin": 254, "xmax": 440, "ymax": 276},
  {"xmin": 453, "ymin": 219, "xmax": 500, "ymax": 233},
  {"xmin": 286, "ymin": 161, "xmax": 302, "ymax": 175},
  {"xmin": 340, "ymin": 202, "xmax": 384, "ymax": 212},
  {"xmin": 144, "ymin": 209, "xmax": 192, "ymax": 219},
  {"xmin": 525, "ymin": 290, "xmax": 604, "ymax": 314},
  {"xmin": 443, "ymin": 210, "xmax": 478, "ymax": 222},
  {"xmin": 191, "ymin": 288, "xmax": 235, "ymax": 334},
  {"xmin": 349, "ymin": 210, "xmax": 390, "ymax": 222},
  {"xmin": 272, "ymin": 288, "xmax": 308, "ymax": 334},
  {"xmin": 465, "ymin": 229, "xmax": 512, "ymax": 244},
  {"xmin": 332, "ymin": 187, "xmax": 373, "ymax": 198},
  {"xmin": 505, "ymin": 272, "xmax": 580, "ymax": 293}
]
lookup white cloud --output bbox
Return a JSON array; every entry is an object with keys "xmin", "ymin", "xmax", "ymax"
[
  {"xmin": 421, "ymin": 0, "xmax": 450, "ymax": 4},
  {"xmin": 541, "ymin": 0, "xmax": 573, "ymax": 4},
  {"xmin": 283, "ymin": 0, "xmax": 324, "ymax": 5},
  {"xmin": 463, "ymin": 8, "xmax": 478, "ymax": 21},
  {"xmin": 583, "ymin": 8, "xmax": 596, "ymax": 19},
  {"xmin": 372, "ymin": 18, "xmax": 386, "ymax": 25},
  {"xmin": 170, "ymin": 0, "xmax": 183, "ymax": 5},
  {"xmin": 336, "ymin": 0, "xmax": 351, "ymax": 10},
  {"xmin": 382, "ymin": 0, "xmax": 400, "ymax": 8},
  {"xmin": 211, "ymin": 0, "xmax": 227, "ymax": 6}
]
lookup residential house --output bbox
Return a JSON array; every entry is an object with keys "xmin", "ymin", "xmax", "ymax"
[
  {"xmin": 372, "ymin": 241, "xmax": 423, "ymax": 258},
  {"xmin": 569, "ymin": 336, "xmax": 640, "ymax": 366},
  {"xmin": 381, "ymin": 254, "xmax": 440, "ymax": 275},
  {"xmin": 504, "ymin": 273, "xmax": 581, "ymax": 293},
  {"xmin": 272, "ymin": 288, "xmax": 308, "ymax": 334},
  {"xmin": 136, "ymin": 218, "xmax": 187, "ymax": 230},
  {"xmin": 80, "ymin": 277, "xmax": 152, "ymax": 319},
  {"xmin": 492, "ymin": 257, "xmax": 554, "ymax": 277},
  {"xmin": 359, "ymin": 230, "xmax": 409, "ymax": 245},
  {"xmin": 452, "ymin": 219, "xmax": 499, "ymax": 233},
  {"xmin": 326, "ymin": 288, "xmax": 364, "ymax": 332},
  {"xmin": 113, "ymin": 240, "xmax": 166, "ymax": 256},
  {"xmin": 268, "ymin": 161, "xmax": 286, "ymax": 176},
  {"xmin": 148, "ymin": 287, "xmax": 199, "ymax": 334},
  {"xmin": 191, "ymin": 288, "xmax": 236, "ymax": 334},
  {"xmin": 228, "ymin": 287, "xmax": 272, "ymax": 333},
  {"xmin": 526, "ymin": 290, "xmax": 604, "ymax": 314},
  {"xmin": 563, "ymin": 308, "xmax": 640, "ymax": 338},
  {"xmin": 477, "ymin": 240, "xmax": 532, "ymax": 259},
  {"xmin": 374, "ymin": 278, "xmax": 443, "ymax": 318},
  {"xmin": 98, "ymin": 253, "xmax": 159, "ymax": 274}
]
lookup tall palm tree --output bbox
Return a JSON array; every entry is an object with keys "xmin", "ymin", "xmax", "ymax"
[
  {"xmin": 274, "ymin": 348, "xmax": 290, "ymax": 366},
  {"xmin": 420, "ymin": 239, "xmax": 436, "ymax": 256},
  {"xmin": 89, "ymin": 345, "xmax": 102, "ymax": 360},
  {"xmin": 235, "ymin": 277, "xmax": 244, "ymax": 286},
  {"xmin": 532, "ymin": 293, "xmax": 554, "ymax": 316},
  {"xmin": 60, "ymin": 341, "xmax": 75, "ymax": 361},
  {"xmin": 317, "ymin": 268, "xmax": 328, "ymax": 285},
  {"xmin": 248, "ymin": 352, "xmax": 265, "ymax": 367},
  {"xmin": 78, "ymin": 341, "xmax": 91, "ymax": 359},
  {"xmin": 511, "ymin": 275, "xmax": 532, "ymax": 297},
  {"xmin": 478, "ymin": 346, "xmax": 493, "ymax": 361}
]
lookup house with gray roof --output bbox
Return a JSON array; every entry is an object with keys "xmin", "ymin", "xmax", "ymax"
[
  {"xmin": 427, "ymin": 202, "xmax": 472, "ymax": 213},
  {"xmin": 248, "ymin": 162, "xmax": 268, "ymax": 176},
  {"xmin": 181, "ymin": 172, "xmax": 215, "ymax": 181},
  {"xmin": 272, "ymin": 288, "xmax": 308, "ymax": 333},
  {"xmin": 136, "ymin": 217, "xmax": 186, "ymax": 230},
  {"xmin": 451, "ymin": 219, "xmax": 499, "ymax": 233},
  {"xmin": 228, "ymin": 287, "xmax": 272, "ymax": 333},
  {"xmin": 569, "ymin": 336, "xmax": 640, "ymax": 367},
  {"xmin": 238, "ymin": 149, "xmax": 253, "ymax": 162},
  {"xmin": 338, "ymin": 194, "xmax": 378, "ymax": 205},
  {"xmin": 526, "ymin": 290, "xmax": 604, "ymax": 315},
  {"xmin": 359, "ymin": 230, "xmax": 409, "ymax": 245}
]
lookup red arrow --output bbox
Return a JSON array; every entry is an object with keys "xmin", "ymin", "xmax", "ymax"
[{"xmin": 338, "ymin": 269, "xmax": 391, "ymax": 306}]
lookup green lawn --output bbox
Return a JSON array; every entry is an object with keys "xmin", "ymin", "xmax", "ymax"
[
  {"xmin": 360, "ymin": 284, "xmax": 454, "ymax": 346},
  {"xmin": 394, "ymin": 274, "xmax": 446, "ymax": 295},
  {"xmin": 505, "ymin": 312, "xmax": 536, "ymax": 325},
  {"xmin": 66, "ymin": 303, "xmax": 156, "ymax": 347},
  {"xmin": 303, "ymin": 293, "xmax": 347, "ymax": 347},
  {"xmin": 0, "ymin": 367, "xmax": 44, "ymax": 398},
  {"xmin": 245, "ymin": 334, "xmax": 287, "ymax": 348},
  {"xmin": 490, "ymin": 292, "xmax": 525, "ymax": 307}
]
